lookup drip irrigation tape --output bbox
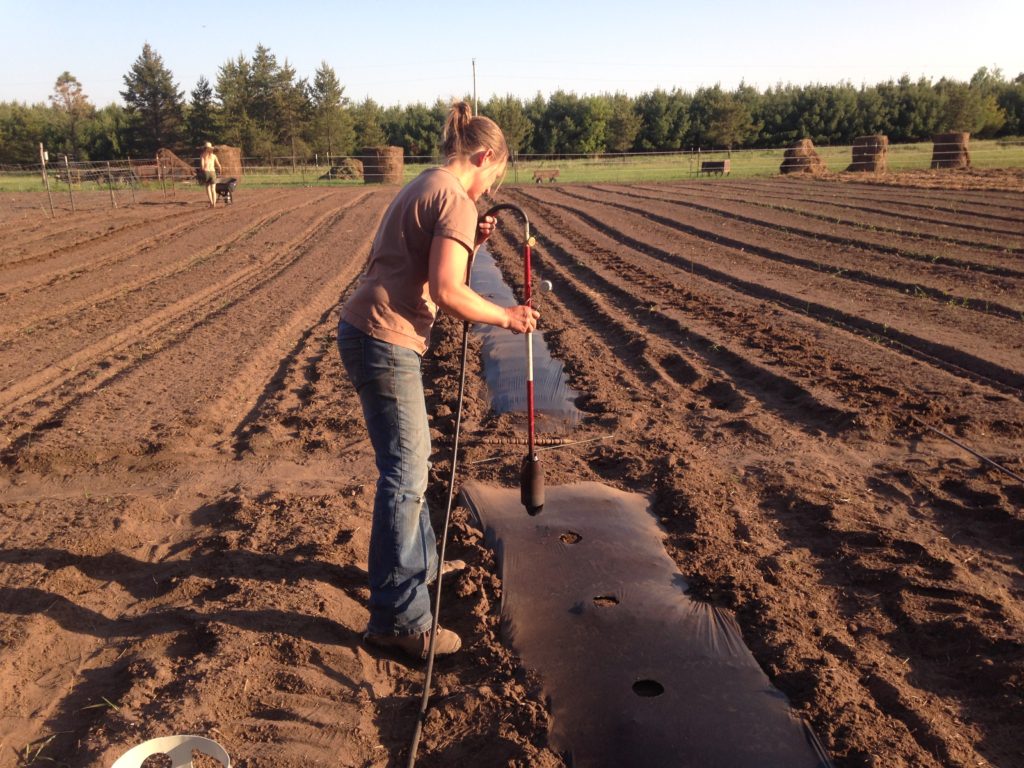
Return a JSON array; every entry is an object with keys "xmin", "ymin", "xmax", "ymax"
[
  {"xmin": 467, "ymin": 436, "xmax": 578, "ymax": 446},
  {"xmin": 911, "ymin": 416, "xmax": 1024, "ymax": 484},
  {"xmin": 466, "ymin": 433, "xmax": 613, "ymax": 466}
]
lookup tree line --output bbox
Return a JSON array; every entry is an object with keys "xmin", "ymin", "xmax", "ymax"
[{"xmin": 1, "ymin": 43, "xmax": 1022, "ymax": 166}]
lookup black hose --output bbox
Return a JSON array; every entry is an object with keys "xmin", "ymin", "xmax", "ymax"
[
  {"xmin": 911, "ymin": 415, "xmax": 1024, "ymax": 484},
  {"xmin": 406, "ymin": 252, "xmax": 477, "ymax": 766},
  {"xmin": 483, "ymin": 202, "xmax": 528, "ymax": 228}
]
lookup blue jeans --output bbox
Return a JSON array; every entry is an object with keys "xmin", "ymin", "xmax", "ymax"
[{"xmin": 337, "ymin": 321, "xmax": 437, "ymax": 636}]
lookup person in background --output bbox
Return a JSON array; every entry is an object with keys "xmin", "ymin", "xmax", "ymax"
[
  {"xmin": 200, "ymin": 142, "xmax": 221, "ymax": 208},
  {"xmin": 338, "ymin": 101, "xmax": 538, "ymax": 660}
]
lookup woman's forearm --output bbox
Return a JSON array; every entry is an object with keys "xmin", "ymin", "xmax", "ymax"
[{"xmin": 434, "ymin": 282, "xmax": 510, "ymax": 328}]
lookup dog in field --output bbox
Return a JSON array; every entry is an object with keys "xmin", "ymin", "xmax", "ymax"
[{"xmin": 215, "ymin": 177, "xmax": 237, "ymax": 205}]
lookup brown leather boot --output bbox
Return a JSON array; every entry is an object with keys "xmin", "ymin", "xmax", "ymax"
[
  {"xmin": 427, "ymin": 559, "xmax": 467, "ymax": 586},
  {"xmin": 364, "ymin": 626, "xmax": 462, "ymax": 660}
]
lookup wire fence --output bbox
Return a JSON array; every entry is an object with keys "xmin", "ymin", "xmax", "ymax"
[{"xmin": 3, "ymin": 139, "xmax": 1022, "ymax": 211}]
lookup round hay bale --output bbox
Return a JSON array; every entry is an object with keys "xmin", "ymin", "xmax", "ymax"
[
  {"xmin": 930, "ymin": 132, "xmax": 970, "ymax": 169},
  {"xmin": 847, "ymin": 135, "xmax": 888, "ymax": 173},
  {"xmin": 155, "ymin": 148, "xmax": 195, "ymax": 182},
  {"xmin": 319, "ymin": 157, "xmax": 364, "ymax": 181},
  {"xmin": 359, "ymin": 146, "xmax": 404, "ymax": 184},
  {"xmin": 214, "ymin": 144, "xmax": 243, "ymax": 182},
  {"xmin": 780, "ymin": 138, "xmax": 828, "ymax": 175}
]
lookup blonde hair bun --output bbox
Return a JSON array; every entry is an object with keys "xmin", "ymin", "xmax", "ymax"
[{"xmin": 442, "ymin": 101, "xmax": 508, "ymax": 162}]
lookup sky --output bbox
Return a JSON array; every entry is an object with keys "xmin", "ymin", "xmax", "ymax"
[{"xmin": 2, "ymin": 0, "xmax": 1022, "ymax": 108}]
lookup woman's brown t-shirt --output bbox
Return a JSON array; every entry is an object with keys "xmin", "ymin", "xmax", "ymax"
[{"xmin": 341, "ymin": 167, "xmax": 477, "ymax": 354}]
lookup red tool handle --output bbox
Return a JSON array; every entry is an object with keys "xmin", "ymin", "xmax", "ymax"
[{"xmin": 524, "ymin": 239, "xmax": 536, "ymax": 455}]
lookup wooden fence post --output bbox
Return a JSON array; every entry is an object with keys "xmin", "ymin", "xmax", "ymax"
[
  {"xmin": 106, "ymin": 161, "xmax": 117, "ymax": 208},
  {"xmin": 39, "ymin": 143, "xmax": 55, "ymax": 217},
  {"xmin": 127, "ymin": 160, "xmax": 137, "ymax": 204},
  {"xmin": 63, "ymin": 154, "xmax": 76, "ymax": 212}
]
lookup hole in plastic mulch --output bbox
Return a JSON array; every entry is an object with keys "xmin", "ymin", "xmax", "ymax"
[{"xmin": 632, "ymin": 679, "xmax": 665, "ymax": 697}]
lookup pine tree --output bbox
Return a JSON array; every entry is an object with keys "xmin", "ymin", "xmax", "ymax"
[
  {"xmin": 996, "ymin": 75, "xmax": 1024, "ymax": 135},
  {"xmin": 310, "ymin": 62, "xmax": 354, "ymax": 161},
  {"xmin": 83, "ymin": 104, "xmax": 130, "ymax": 160},
  {"xmin": 121, "ymin": 43, "xmax": 184, "ymax": 156},
  {"xmin": 0, "ymin": 102, "xmax": 55, "ymax": 163},
  {"xmin": 482, "ymin": 95, "xmax": 533, "ymax": 155},
  {"xmin": 352, "ymin": 98, "xmax": 386, "ymax": 148},
  {"xmin": 214, "ymin": 45, "xmax": 311, "ymax": 161},
  {"xmin": 393, "ymin": 102, "xmax": 439, "ymax": 157},
  {"xmin": 215, "ymin": 54, "xmax": 251, "ymax": 148},
  {"xmin": 605, "ymin": 93, "xmax": 642, "ymax": 153},
  {"xmin": 187, "ymin": 76, "xmax": 218, "ymax": 148},
  {"xmin": 706, "ymin": 93, "xmax": 758, "ymax": 150},
  {"xmin": 274, "ymin": 59, "xmax": 311, "ymax": 167}
]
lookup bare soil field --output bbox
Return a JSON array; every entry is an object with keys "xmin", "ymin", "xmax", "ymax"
[{"xmin": 1, "ymin": 177, "xmax": 1022, "ymax": 768}]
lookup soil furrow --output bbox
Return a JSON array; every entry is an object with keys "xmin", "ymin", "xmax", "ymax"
[
  {"xmin": 580, "ymin": 184, "xmax": 1024, "ymax": 319},
  {"xmin": 629, "ymin": 182, "xmax": 1024, "ymax": 248},
  {"xmin": 492, "ymin": 194, "xmax": 1021, "ymax": 768},
  {"xmin": 577, "ymin": 184, "xmax": 1024, "ymax": 280},
  {"xmin": 1, "ymin": 188, "xmax": 338, "ymax": 297},
  {"xmin": 1, "ymin": 191, "xmax": 382, "ymax": 464},
  {"xmin": 0, "ymin": 190, "xmax": 357, "ymax": 397},
  {"xmin": 201, "ymin": 206, "xmax": 382, "ymax": 451},
  {"xmin": 502, "ymin": 192, "xmax": 858, "ymax": 434},
  {"xmin": 0, "ymin": 190, "xmax": 356, "ymax": 342},
  {"xmin": 530, "ymin": 188, "xmax": 1024, "ymax": 397},
  {"xmin": 509, "ymin": 190, "xmax": 1022, "ymax": 436},
  {"xmin": 713, "ymin": 181, "xmax": 1023, "ymax": 235},
  {"xmin": 0, "ymin": 204, "xmax": 210, "ymax": 273},
  {"xmin": 0, "ymin": 203, "xmax": 207, "ymax": 267},
  {"xmin": 738, "ymin": 177, "xmax": 1024, "ymax": 215},
  {"xmin": 500, "ymin": 188, "xmax": 1023, "ymax": 768}
]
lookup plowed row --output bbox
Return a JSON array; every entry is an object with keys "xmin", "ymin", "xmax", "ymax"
[{"xmin": 0, "ymin": 178, "xmax": 1021, "ymax": 768}]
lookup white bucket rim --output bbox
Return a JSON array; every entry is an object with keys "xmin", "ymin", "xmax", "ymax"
[{"xmin": 110, "ymin": 734, "xmax": 230, "ymax": 768}]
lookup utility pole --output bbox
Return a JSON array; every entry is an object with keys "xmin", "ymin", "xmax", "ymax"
[{"xmin": 472, "ymin": 58, "xmax": 477, "ymax": 115}]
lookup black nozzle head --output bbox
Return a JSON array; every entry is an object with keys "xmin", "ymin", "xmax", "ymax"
[{"xmin": 520, "ymin": 454, "xmax": 545, "ymax": 516}]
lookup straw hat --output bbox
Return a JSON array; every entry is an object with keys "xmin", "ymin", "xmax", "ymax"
[{"xmin": 204, "ymin": 141, "xmax": 214, "ymax": 149}]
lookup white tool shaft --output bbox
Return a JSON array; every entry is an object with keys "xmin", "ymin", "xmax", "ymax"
[{"xmin": 526, "ymin": 332, "xmax": 534, "ymax": 381}]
